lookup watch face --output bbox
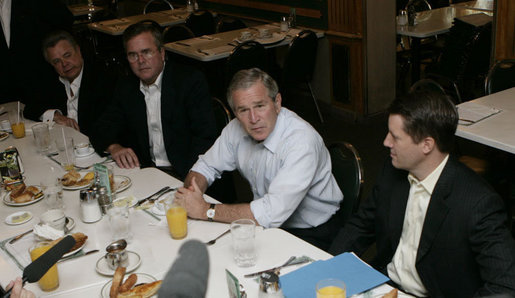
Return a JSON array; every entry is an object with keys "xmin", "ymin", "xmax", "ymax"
[{"xmin": 207, "ymin": 209, "xmax": 215, "ymax": 218}]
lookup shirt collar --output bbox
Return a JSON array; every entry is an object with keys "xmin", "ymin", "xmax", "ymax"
[
  {"xmin": 59, "ymin": 66, "xmax": 84, "ymax": 96},
  {"xmin": 261, "ymin": 107, "xmax": 285, "ymax": 153},
  {"xmin": 408, "ymin": 154, "xmax": 449, "ymax": 194}
]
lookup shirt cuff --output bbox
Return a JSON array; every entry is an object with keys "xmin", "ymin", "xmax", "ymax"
[{"xmin": 41, "ymin": 109, "xmax": 58, "ymax": 123}]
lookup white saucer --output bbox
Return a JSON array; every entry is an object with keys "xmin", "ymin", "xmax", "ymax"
[
  {"xmin": 95, "ymin": 250, "xmax": 141, "ymax": 276},
  {"xmin": 75, "ymin": 147, "xmax": 95, "ymax": 158},
  {"xmin": 5, "ymin": 211, "xmax": 32, "ymax": 225}
]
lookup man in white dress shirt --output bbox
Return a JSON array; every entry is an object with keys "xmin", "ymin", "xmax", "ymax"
[{"xmin": 175, "ymin": 68, "xmax": 343, "ymax": 250}]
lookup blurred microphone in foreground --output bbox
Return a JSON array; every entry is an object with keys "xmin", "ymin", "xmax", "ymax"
[{"xmin": 158, "ymin": 240, "xmax": 209, "ymax": 298}]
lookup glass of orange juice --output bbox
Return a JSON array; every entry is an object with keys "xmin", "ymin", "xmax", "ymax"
[
  {"xmin": 8, "ymin": 110, "xmax": 25, "ymax": 139},
  {"xmin": 316, "ymin": 279, "xmax": 346, "ymax": 298},
  {"xmin": 29, "ymin": 242, "xmax": 59, "ymax": 291},
  {"xmin": 165, "ymin": 201, "xmax": 187, "ymax": 239}
]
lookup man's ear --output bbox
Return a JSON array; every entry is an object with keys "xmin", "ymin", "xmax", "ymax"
[
  {"xmin": 421, "ymin": 137, "xmax": 436, "ymax": 154},
  {"xmin": 274, "ymin": 93, "xmax": 282, "ymax": 113}
]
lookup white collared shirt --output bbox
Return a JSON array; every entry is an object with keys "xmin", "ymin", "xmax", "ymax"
[
  {"xmin": 139, "ymin": 68, "xmax": 171, "ymax": 167},
  {"xmin": 41, "ymin": 67, "xmax": 84, "ymax": 124},
  {"xmin": 0, "ymin": 0, "xmax": 11, "ymax": 47},
  {"xmin": 192, "ymin": 108, "xmax": 343, "ymax": 228},
  {"xmin": 387, "ymin": 154, "xmax": 449, "ymax": 297}
]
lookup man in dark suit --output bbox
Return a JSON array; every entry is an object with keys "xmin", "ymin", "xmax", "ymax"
[
  {"xmin": 90, "ymin": 22, "xmax": 217, "ymax": 179},
  {"xmin": 329, "ymin": 91, "xmax": 515, "ymax": 297},
  {"xmin": 0, "ymin": 0, "xmax": 73, "ymax": 104},
  {"xmin": 23, "ymin": 30, "xmax": 115, "ymax": 138}
]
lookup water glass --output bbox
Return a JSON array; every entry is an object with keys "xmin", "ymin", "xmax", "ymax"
[
  {"xmin": 41, "ymin": 177, "xmax": 64, "ymax": 210},
  {"xmin": 316, "ymin": 279, "xmax": 346, "ymax": 298},
  {"xmin": 230, "ymin": 219, "xmax": 256, "ymax": 267},
  {"xmin": 108, "ymin": 201, "xmax": 131, "ymax": 241},
  {"xmin": 32, "ymin": 123, "xmax": 51, "ymax": 153},
  {"xmin": 55, "ymin": 137, "xmax": 75, "ymax": 171}
]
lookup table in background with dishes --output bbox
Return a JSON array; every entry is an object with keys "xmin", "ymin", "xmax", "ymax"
[
  {"xmin": 0, "ymin": 101, "xmax": 402, "ymax": 297},
  {"xmin": 88, "ymin": 8, "xmax": 189, "ymax": 36},
  {"xmin": 164, "ymin": 23, "xmax": 325, "ymax": 62}
]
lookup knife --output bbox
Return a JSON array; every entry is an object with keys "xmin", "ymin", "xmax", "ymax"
[
  {"xmin": 46, "ymin": 154, "xmax": 62, "ymax": 167},
  {"xmin": 135, "ymin": 186, "xmax": 170, "ymax": 207},
  {"xmin": 58, "ymin": 249, "xmax": 99, "ymax": 263},
  {"xmin": 9, "ymin": 229, "xmax": 33, "ymax": 244},
  {"xmin": 244, "ymin": 258, "xmax": 312, "ymax": 278}
]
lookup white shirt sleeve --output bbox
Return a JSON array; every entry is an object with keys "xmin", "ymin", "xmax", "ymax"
[{"xmin": 41, "ymin": 109, "xmax": 59, "ymax": 123}]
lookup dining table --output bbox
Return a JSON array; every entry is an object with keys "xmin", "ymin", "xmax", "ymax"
[
  {"xmin": 67, "ymin": 4, "xmax": 104, "ymax": 17},
  {"xmin": 0, "ymin": 102, "xmax": 401, "ymax": 297},
  {"xmin": 397, "ymin": 6, "xmax": 493, "ymax": 82},
  {"xmin": 164, "ymin": 23, "xmax": 325, "ymax": 62},
  {"xmin": 88, "ymin": 8, "xmax": 189, "ymax": 36},
  {"xmin": 456, "ymin": 87, "xmax": 515, "ymax": 154}
]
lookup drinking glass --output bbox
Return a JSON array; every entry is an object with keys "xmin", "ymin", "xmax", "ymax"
[
  {"xmin": 41, "ymin": 174, "xmax": 64, "ymax": 210},
  {"xmin": 316, "ymin": 279, "xmax": 346, "ymax": 298},
  {"xmin": 29, "ymin": 242, "xmax": 59, "ymax": 291},
  {"xmin": 108, "ymin": 201, "xmax": 131, "ymax": 241},
  {"xmin": 9, "ymin": 110, "xmax": 25, "ymax": 139},
  {"xmin": 165, "ymin": 202, "xmax": 187, "ymax": 239},
  {"xmin": 32, "ymin": 123, "xmax": 51, "ymax": 153},
  {"xmin": 230, "ymin": 219, "xmax": 256, "ymax": 267},
  {"xmin": 55, "ymin": 137, "xmax": 75, "ymax": 171}
]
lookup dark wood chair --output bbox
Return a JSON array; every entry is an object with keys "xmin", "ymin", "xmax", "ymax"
[
  {"xmin": 216, "ymin": 17, "xmax": 246, "ymax": 33},
  {"xmin": 225, "ymin": 41, "xmax": 267, "ymax": 90},
  {"xmin": 162, "ymin": 25, "xmax": 195, "ymax": 43},
  {"xmin": 484, "ymin": 59, "xmax": 515, "ymax": 95},
  {"xmin": 143, "ymin": 0, "xmax": 173, "ymax": 14},
  {"xmin": 185, "ymin": 10, "xmax": 215, "ymax": 37}
]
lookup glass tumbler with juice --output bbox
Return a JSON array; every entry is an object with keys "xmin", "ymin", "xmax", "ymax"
[
  {"xmin": 29, "ymin": 242, "xmax": 59, "ymax": 291},
  {"xmin": 316, "ymin": 279, "xmax": 346, "ymax": 298},
  {"xmin": 166, "ymin": 202, "xmax": 187, "ymax": 239}
]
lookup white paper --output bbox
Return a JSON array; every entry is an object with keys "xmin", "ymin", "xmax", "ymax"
[{"xmin": 457, "ymin": 102, "xmax": 501, "ymax": 126}]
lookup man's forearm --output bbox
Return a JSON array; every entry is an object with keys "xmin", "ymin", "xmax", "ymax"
[{"xmin": 210, "ymin": 203, "xmax": 257, "ymax": 224}]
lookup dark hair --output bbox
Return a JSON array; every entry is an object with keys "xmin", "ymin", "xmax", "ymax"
[
  {"xmin": 226, "ymin": 68, "xmax": 279, "ymax": 111},
  {"xmin": 388, "ymin": 91, "xmax": 458, "ymax": 153},
  {"xmin": 122, "ymin": 21, "xmax": 163, "ymax": 51},
  {"xmin": 41, "ymin": 30, "xmax": 79, "ymax": 61}
]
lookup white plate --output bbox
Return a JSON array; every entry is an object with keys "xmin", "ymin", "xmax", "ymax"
[
  {"xmin": 61, "ymin": 234, "xmax": 86, "ymax": 258},
  {"xmin": 101, "ymin": 272, "xmax": 156, "ymax": 298},
  {"xmin": 66, "ymin": 217, "xmax": 76, "ymax": 231},
  {"xmin": 61, "ymin": 171, "xmax": 95, "ymax": 191},
  {"xmin": 114, "ymin": 175, "xmax": 131, "ymax": 193},
  {"xmin": 5, "ymin": 211, "xmax": 33, "ymax": 225},
  {"xmin": 0, "ymin": 132, "xmax": 9, "ymax": 141},
  {"xmin": 255, "ymin": 32, "xmax": 286, "ymax": 45},
  {"xmin": 113, "ymin": 196, "xmax": 137, "ymax": 208},
  {"xmin": 2, "ymin": 186, "xmax": 44, "ymax": 207},
  {"xmin": 95, "ymin": 250, "xmax": 141, "ymax": 276},
  {"xmin": 74, "ymin": 147, "xmax": 95, "ymax": 158}
]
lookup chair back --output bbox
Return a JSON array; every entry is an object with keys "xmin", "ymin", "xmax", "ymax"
[
  {"xmin": 216, "ymin": 17, "xmax": 246, "ymax": 33},
  {"xmin": 143, "ymin": 0, "xmax": 173, "ymax": 14},
  {"xmin": 328, "ymin": 142, "xmax": 364, "ymax": 225},
  {"xmin": 137, "ymin": 19, "xmax": 163, "ymax": 32},
  {"xmin": 226, "ymin": 41, "xmax": 267, "ymax": 87},
  {"xmin": 185, "ymin": 10, "xmax": 215, "ymax": 37},
  {"xmin": 163, "ymin": 25, "xmax": 195, "ymax": 43},
  {"xmin": 282, "ymin": 30, "xmax": 318, "ymax": 84},
  {"xmin": 405, "ymin": 0, "xmax": 432, "ymax": 11},
  {"xmin": 212, "ymin": 97, "xmax": 232, "ymax": 135},
  {"xmin": 410, "ymin": 78, "xmax": 447, "ymax": 95},
  {"xmin": 485, "ymin": 59, "xmax": 515, "ymax": 95}
]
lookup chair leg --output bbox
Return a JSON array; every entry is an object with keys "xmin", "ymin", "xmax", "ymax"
[{"xmin": 308, "ymin": 81, "xmax": 324, "ymax": 123}]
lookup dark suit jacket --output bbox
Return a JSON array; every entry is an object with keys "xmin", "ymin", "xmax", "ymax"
[
  {"xmin": 329, "ymin": 156, "xmax": 515, "ymax": 297},
  {"xmin": 23, "ymin": 60, "xmax": 116, "ymax": 138},
  {"xmin": 91, "ymin": 61, "xmax": 217, "ymax": 179},
  {"xmin": 0, "ymin": 0, "xmax": 73, "ymax": 103}
]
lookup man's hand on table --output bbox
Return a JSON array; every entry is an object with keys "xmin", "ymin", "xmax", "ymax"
[
  {"xmin": 175, "ymin": 176, "xmax": 209, "ymax": 220},
  {"xmin": 5, "ymin": 277, "xmax": 35, "ymax": 298},
  {"xmin": 53, "ymin": 112, "xmax": 80, "ymax": 130},
  {"xmin": 107, "ymin": 144, "xmax": 140, "ymax": 169}
]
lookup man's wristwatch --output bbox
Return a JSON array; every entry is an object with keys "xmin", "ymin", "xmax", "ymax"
[{"xmin": 206, "ymin": 204, "xmax": 216, "ymax": 222}]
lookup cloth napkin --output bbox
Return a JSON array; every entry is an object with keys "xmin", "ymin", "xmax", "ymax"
[{"xmin": 202, "ymin": 45, "xmax": 234, "ymax": 56}]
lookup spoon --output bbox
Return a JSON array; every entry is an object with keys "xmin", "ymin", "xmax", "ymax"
[
  {"xmin": 244, "ymin": 256, "xmax": 297, "ymax": 278},
  {"xmin": 205, "ymin": 229, "xmax": 230, "ymax": 246}
]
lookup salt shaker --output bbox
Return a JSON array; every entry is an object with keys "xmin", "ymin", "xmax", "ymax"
[
  {"xmin": 258, "ymin": 272, "xmax": 284, "ymax": 298},
  {"xmin": 80, "ymin": 189, "xmax": 102, "ymax": 223},
  {"xmin": 280, "ymin": 17, "xmax": 288, "ymax": 32},
  {"xmin": 398, "ymin": 10, "xmax": 408, "ymax": 26},
  {"xmin": 186, "ymin": 0, "xmax": 194, "ymax": 12}
]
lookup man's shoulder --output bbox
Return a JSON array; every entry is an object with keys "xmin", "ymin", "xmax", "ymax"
[
  {"xmin": 279, "ymin": 109, "xmax": 323, "ymax": 143},
  {"xmin": 164, "ymin": 61, "xmax": 203, "ymax": 80}
]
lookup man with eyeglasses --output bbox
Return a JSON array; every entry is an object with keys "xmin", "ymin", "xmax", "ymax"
[
  {"xmin": 91, "ymin": 22, "xmax": 217, "ymax": 180},
  {"xmin": 23, "ymin": 30, "xmax": 115, "ymax": 137}
]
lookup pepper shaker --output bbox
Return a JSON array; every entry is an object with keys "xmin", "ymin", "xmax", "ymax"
[{"xmin": 258, "ymin": 272, "xmax": 284, "ymax": 298}]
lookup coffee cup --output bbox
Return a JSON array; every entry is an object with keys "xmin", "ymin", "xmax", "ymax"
[
  {"xmin": 240, "ymin": 31, "xmax": 252, "ymax": 41},
  {"xmin": 105, "ymin": 239, "xmax": 129, "ymax": 270},
  {"xmin": 74, "ymin": 142, "xmax": 91, "ymax": 156},
  {"xmin": 259, "ymin": 28, "xmax": 271, "ymax": 38},
  {"xmin": 40, "ymin": 209, "xmax": 66, "ymax": 231}
]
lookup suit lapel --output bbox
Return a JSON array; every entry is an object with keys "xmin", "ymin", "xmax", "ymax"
[{"xmin": 416, "ymin": 159, "xmax": 453, "ymax": 263}]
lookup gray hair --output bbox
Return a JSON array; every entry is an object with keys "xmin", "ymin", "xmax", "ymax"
[
  {"xmin": 226, "ymin": 68, "xmax": 279, "ymax": 111},
  {"xmin": 42, "ymin": 30, "xmax": 79, "ymax": 62}
]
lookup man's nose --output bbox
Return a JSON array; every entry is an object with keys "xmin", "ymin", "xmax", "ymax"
[
  {"xmin": 383, "ymin": 134, "xmax": 392, "ymax": 148},
  {"xmin": 249, "ymin": 109, "xmax": 258, "ymax": 123}
]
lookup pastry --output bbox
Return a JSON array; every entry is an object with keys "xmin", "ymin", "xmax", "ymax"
[
  {"xmin": 110, "ymin": 266, "xmax": 126, "ymax": 298},
  {"xmin": 61, "ymin": 170, "xmax": 81, "ymax": 186},
  {"xmin": 117, "ymin": 280, "xmax": 162, "ymax": 298},
  {"xmin": 12, "ymin": 191, "xmax": 33, "ymax": 203},
  {"xmin": 118, "ymin": 274, "xmax": 137, "ymax": 293}
]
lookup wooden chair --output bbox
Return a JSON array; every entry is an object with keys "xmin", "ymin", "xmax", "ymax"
[
  {"xmin": 143, "ymin": 0, "xmax": 173, "ymax": 14},
  {"xmin": 185, "ymin": 10, "xmax": 215, "ymax": 37},
  {"xmin": 484, "ymin": 59, "xmax": 515, "ymax": 95}
]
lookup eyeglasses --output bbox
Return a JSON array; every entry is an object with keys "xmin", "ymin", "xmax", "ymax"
[{"xmin": 127, "ymin": 48, "xmax": 157, "ymax": 62}]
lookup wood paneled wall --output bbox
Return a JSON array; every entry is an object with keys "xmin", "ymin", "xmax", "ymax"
[
  {"xmin": 494, "ymin": 0, "xmax": 515, "ymax": 60},
  {"xmin": 327, "ymin": 0, "xmax": 363, "ymax": 35}
]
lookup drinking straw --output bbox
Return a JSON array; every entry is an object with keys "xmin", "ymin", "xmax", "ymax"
[
  {"xmin": 61, "ymin": 128, "xmax": 70, "ymax": 166},
  {"xmin": 17, "ymin": 101, "xmax": 20, "ymax": 123}
]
